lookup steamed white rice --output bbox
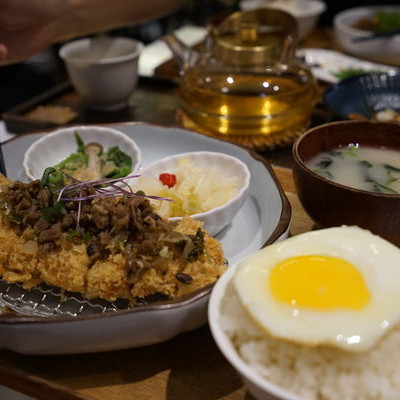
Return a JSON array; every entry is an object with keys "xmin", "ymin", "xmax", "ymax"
[{"xmin": 220, "ymin": 281, "xmax": 400, "ymax": 400}]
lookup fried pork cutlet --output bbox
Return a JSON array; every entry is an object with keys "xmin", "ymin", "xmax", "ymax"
[{"xmin": 0, "ymin": 173, "xmax": 225, "ymax": 303}]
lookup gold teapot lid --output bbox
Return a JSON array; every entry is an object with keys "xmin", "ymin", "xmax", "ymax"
[{"xmin": 213, "ymin": 8, "xmax": 298, "ymax": 66}]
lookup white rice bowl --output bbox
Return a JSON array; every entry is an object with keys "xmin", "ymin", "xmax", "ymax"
[{"xmin": 215, "ymin": 278, "xmax": 400, "ymax": 400}]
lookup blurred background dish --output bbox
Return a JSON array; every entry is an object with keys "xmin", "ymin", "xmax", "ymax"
[
  {"xmin": 334, "ymin": 5, "xmax": 400, "ymax": 67},
  {"xmin": 239, "ymin": 0, "xmax": 326, "ymax": 41},
  {"xmin": 296, "ymin": 48, "xmax": 398, "ymax": 84},
  {"xmin": 59, "ymin": 36, "xmax": 144, "ymax": 111},
  {"xmin": 324, "ymin": 71, "xmax": 400, "ymax": 121}
]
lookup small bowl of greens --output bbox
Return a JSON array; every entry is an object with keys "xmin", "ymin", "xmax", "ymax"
[
  {"xmin": 334, "ymin": 6, "xmax": 400, "ymax": 66},
  {"xmin": 292, "ymin": 120, "xmax": 400, "ymax": 247},
  {"xmin": 23, "ymin": 125, "xmax": 141, "ymax": 183}
]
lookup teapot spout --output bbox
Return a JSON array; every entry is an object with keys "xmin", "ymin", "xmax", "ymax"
[{"xmin": 162, "ymin": 33, "xmax": 198, "ymax": 75}]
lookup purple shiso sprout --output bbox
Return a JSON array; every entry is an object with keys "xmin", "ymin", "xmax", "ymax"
[
  {"xmin": 56, "ymin": 172, "xmax": 172, "ymax": 203},
  {"xmin": 54, "ymin": 172, "xmax": 172, "ymax": 232},
  {"xmin": 76, "ymin": 188, "xmax": 83, "ymax": 231}
]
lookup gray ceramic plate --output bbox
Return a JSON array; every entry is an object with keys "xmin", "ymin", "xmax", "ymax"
[{"xmin": 0, "ymin": 123, "xmax": 291, "ymax": 355}]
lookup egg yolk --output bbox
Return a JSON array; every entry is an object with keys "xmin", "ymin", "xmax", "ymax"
[{"xmin": 270, "ymin": 255, "xmax": 370, "ymax": 310}]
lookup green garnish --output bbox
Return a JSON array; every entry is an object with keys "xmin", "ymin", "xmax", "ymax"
[
  {"xmin": 315, "ymin": 158, "xmax": 332, "ymax": 169},
  {"xmin": 67, "ymin": 230, "xmax": 93, "ymax": 241},
  {"xmin": 369, "ymin": 181, "xmax": 398, "ymax": 194},
  {"xmin": 67, "ymin": 230, "xmax": 78, "ymax": 240},
  {"xmin": 344, "ymin": 144, "xmax": 359, "ymax": 157},
  {"xmin": 56, "ymin": 152, "xmax": 87, "ymax": 171},
  {"xmin": 359, "ymin": 160, "xmax": 372, "ymax": 168},
  {"xmin": 104, "ymin": 146, "xmax": 132, "ymax": 178},
  {"xmin": 375, "ymin": 11, "xmax": 400, "ymax": 33},
  {"xmin": 386, "ymin": 174, "xmax": 398, "ymax": 185},
  {"xmin": 384, "ymin": 164, "xmax": 400, "ymax": 173},
  {"xmin": 41, "ymin": 201, "xmax": 66, "ymax": 221},
  {"xmin": 334, "ymin": 68, "xmax": 371, "ymax": 80},
  {"xmin": 40, "ymin": 167, "xmax": 64, "ymax": 189},
  {"xmin": 313, "ymin": 169, "xmax": 333, "ymax": 179},
  {"xmin": 81, "ymin": 233, "xmax": 93, "ymax": 241},
  {"xmin": 75, "ymin": 131, "xmax": 85, "ymax": 153}
]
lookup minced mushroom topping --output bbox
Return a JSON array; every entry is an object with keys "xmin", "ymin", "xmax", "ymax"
[{"xmin": 1, "ymin": 179, "xmax": 206, "ymax": 267}]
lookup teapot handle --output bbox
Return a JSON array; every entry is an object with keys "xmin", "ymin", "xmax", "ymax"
[
  {"xmin": 279, "ymin": 33, "xmax": 298, "ymax": 64},
  {"xmin": 162, "ymin": 33, "xmax": 198, "ymax": 75}
]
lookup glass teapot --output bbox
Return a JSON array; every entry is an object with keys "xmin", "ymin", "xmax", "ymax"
[{"xmin": 163, "ymin": 9, "xmax": 317, "ymax": 139}]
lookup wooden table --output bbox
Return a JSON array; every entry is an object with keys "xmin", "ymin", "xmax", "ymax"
[{"xmin": 0, "ymin": 27, "xmax": 331, "ymax": 400}]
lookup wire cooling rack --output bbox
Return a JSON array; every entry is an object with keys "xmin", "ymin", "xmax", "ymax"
[
  {"xmin": 0, "ymin": 279, "xmax": 131, "ymax": 317},
  {"xmin": 0, "ymin": 258, "xmax": 228, "ymax": 318}
]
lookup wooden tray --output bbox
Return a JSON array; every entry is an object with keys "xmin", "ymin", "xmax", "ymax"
[
  {"xmin": 2, "ymin": 81, "xmax": 75, "ymax": 133},
  {"xmin": 1, "ymin": 81, "xmax": 157, "ymax": 134}
]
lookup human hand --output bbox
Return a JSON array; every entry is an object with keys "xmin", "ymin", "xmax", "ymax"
[
  {"xmin": 0, "ymin": 0, "xmax": 182, "ymax": 65},
  {"xmin": 0, "ymin": 0, "xmax": 71, "ymax": 65}
]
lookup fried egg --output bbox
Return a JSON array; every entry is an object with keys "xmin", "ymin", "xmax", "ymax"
[{"xmin": 233, "ymin": 226, "xmax": 400, "ymax": 353}]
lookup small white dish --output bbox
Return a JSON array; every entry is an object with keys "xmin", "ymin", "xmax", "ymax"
[
  {"xmin": 334, "ymin": 6, "xmax": 400, "ymax": 67},
  {"xmin": 59, "ymin": 36, "xmax": 144, "ymax": 111},
  {"xmin": 23, "ymin": 125, "xmax": 141, "ymax": 181},
  {"xmin": 208, "ymin": 262, "xmax": 299, "ymax": 400},
  {"xmin": 297, "ymin": 48, "xmax": 397, "ymax": 83},
  {"xmin": 137, "ymin": 151, "xmax": 251, "ymax": 236}
]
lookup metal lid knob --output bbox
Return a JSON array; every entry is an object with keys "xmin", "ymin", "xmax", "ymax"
[{"xmin": 214, "ymin": 8, "xmax": 298, "ymax": 66}]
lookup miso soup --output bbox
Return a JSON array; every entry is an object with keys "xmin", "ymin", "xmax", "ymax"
[{"xmin": 307, "ymin": 144, "xmax": 400, "ymax": 194}]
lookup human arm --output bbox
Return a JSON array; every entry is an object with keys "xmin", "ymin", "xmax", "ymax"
[{"xmin": 0, "ymin": 0, "xmax": 182, "ymax": 65}]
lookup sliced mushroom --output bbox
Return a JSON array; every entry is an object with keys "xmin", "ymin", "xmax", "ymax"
[{"xmin": 85, "ymin": 142, "xmax": 103, "ymax": 180}]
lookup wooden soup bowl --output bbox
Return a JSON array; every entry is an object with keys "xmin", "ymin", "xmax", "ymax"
[{"xmin": 292, "ymin": 120, "xmax": 400, "ymax": 246}]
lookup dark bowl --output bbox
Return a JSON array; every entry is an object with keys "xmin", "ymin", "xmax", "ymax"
[
  {"xmin": 324, "ymin": 72, "xmax": 400, "ymax": 120},
  {"xmin": 292, "ymin": 120, "xmax": 400, "ymax": 246}
]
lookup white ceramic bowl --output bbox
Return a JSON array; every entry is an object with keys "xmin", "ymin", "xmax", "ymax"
[
  {"xmin": 334, "ymin": 6, "xmax": 400, "ymax": 67},
  {"xmin": 239, "ymin": 0, "xmax": 326, "ymax": 41},
  {"xmin": 59, "ymin": 36, "xmax": 144, "ymax": 110},
  {"xmin": 137, "ymin": 151, "xmax": 251, "ymax": 236},
  {"xmin": 208, "ymin": 262, "xmax": 301, "ymax": 400},
  {"xmin": 23, "ymin": 125, "xmax": 142, "ymax": 181}
]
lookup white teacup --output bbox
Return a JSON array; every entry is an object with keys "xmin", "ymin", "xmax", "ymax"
[{"xmin": 59, "ymin": 36, "xmax": 144, "ymax": 111}]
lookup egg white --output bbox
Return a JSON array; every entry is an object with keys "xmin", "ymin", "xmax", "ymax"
[{"xmin": 233, "ymin": 226, "xmax": 400, "ymax": 352}]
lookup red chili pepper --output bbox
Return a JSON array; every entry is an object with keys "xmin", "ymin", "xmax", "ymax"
[{"xmin": 159, "ymin": 173, "xmax": 177, "ymax": 187}]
